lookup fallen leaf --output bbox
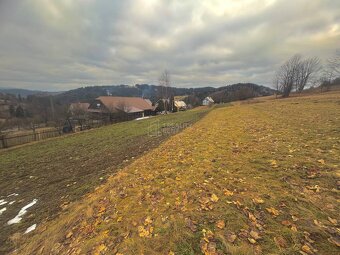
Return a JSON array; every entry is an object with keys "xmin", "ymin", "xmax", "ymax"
[
  {"xmin": 211, "ymin": 194, "xmax": 219, "ymax": 202},
  {"xmin": 317, "ymin": 159, "xmax": 325, "ymax": 164},
  {"xmin": 252, "ymin": 197, "xmax": 264, "ymax": 204},
  {"xmin": 292, "ymin": 215, "xmax": 299, "ymax": 222},
  {"xmin": 98, "ymin": 206, "xmax": 106, "ymax": 213},
  {"xmin": 200, "ymin": 240, "xmax": 218, "ymax": 255},
  {"xmin": 66, "ymin": 231, "xmax": 73, "ymax": 239},
  {"xmin": 138, "ymin": 225, "xmax": 153, "ymax": 238},
  {"xmin": 270, "ymin": 160, "xmax": 278, "ymax": 168},
  {"xmin": 248, "ymin": 238, "xmax": 256, "ymax": 244},
  {"xmin": 306, "ymin": 185, "xmax": 320, "ymax": 192},
  {"xmin": 250, "ymin": 230, "xmax": 261, "ymax": 240},
  {"xmin": 327, "ymin": 217, "xmax": 337, "ymax": 225},
  {"xmin": 248, "ymin": 212, "xmax": 257, "ymax": 222},
  {"xmin": 223, "ymin": 189, "xmax": 234, "ymax": 196},
  {"xmin": 328, "ymin": 236, "xmax": 340, "ymax": 247},
  {"xmin": 313, "ymin": 219, "xmax": 324, "ymax": 228},
  {"xmin": 281, "ymin": 220, "xmax": 292, "ymax": 226},
  {"xmin": 233, "ymin": 200, "xmax": 243, "ymax": 209},
  {"xmin": 94, "ymin": 244, "xmax": 107, "ymax": 255},
  {"xmin": 266, "ymin": 207, "xmax": 280, "ymax": 216},
  {"xmin": 301, "ymin": 244, "xmax": 315, "ymax": 255},
  {"xmin": 144, "ymin": 216, "xmax": 153, "ymax": 225},
  {"xmin": 216, "ymin": 220, "xmax": 225, "ymax": 229},
  {"xmin": 291, "ymin": 225, "xmax": 298, "ymax": 232}
]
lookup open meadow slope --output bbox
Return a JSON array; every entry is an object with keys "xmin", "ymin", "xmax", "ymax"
[
  {"xmin": 0, "ymin": 108, "xmax": 209, "ymax": 254},
  {"xmin": 12, "ymin": 92, "xmax": 340, "ymax": 254}
]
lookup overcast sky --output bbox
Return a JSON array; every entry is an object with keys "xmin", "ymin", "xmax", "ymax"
[{"xmin": 0, "ymin": 0, "xmax": 339, "ymax": 91}]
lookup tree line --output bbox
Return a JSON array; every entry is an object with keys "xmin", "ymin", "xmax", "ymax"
[{"xmin": 274, "ymin": 50, "xmax": 340, "ymax": 97}]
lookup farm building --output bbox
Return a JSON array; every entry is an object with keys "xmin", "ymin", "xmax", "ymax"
[
  {"xmin": 174, "ymin": 100, "xmax": 187, "ymax": 111},
  {"xmin": 202, "ymin": 96, "xmax": 214, "ymax": 106},
  {"xmin": 88, "ymin": 96, "xmax": 153, "ymax": 122}
]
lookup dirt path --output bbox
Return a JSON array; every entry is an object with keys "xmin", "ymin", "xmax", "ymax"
[{"xmin": 13, "ymin": 93, "xmax": 340, "ymax": 254}]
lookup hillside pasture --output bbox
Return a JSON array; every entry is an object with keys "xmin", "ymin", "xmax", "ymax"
[
  {"xmin": 12, "ymin": 91, "xmax": 340, "ymax": 255},
  {"xmin": 0, "ymin": 108, "xmax": 210, "ymax": 254}
]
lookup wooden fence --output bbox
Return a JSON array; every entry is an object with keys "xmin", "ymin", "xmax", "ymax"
[{"xmin": 0, "ymin": 128, "xmax": 62, "ymax": 149}]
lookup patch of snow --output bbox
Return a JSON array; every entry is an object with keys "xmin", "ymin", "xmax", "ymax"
[
  {"xmin": 7, "ymin": 193, "xmax": 19, "ymax": 197},
  {"xmin": 0, "ymin": 207, "xmax": 6, "ymax": 215},
  {"xmin": 135, "ymin": 116, "xmax": 151, "ymax": 121},
  {"xmin": 9, "ymin": 201, "xmax": 15, "ymax": 205},
  {"xmin": 7, "ymin": 199, "xmax": 38, "ymax": 225},
  {"xmin": 24, "ymin": 224, "xmax": 37, "ymax": 234},
  {"xmin": 0, "ymin": 199, "xmax": 7, "ymax": 206}
]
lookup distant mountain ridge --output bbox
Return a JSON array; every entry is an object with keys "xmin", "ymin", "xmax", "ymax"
[
  {"xmin": 0, "ymin": 88, "xmax": 61, "ymax": 97},
  {"xmin": 1, "ymin": 83, "xmax": 276, "ymax": 106}
]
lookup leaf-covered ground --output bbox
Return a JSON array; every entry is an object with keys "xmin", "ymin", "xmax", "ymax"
[
  {"xmin": 0, "ymin": 108, "xmax": 209, "ymax": 254},
  {"xmin": 14, "ymin": 92, "xmax": 340, "ymax": 255}
]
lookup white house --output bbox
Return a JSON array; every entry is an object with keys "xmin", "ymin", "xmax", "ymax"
[
  {"xmin": 202, "ymin": 97, "xmax": 214, "ymax": 106},
  {"xmin": 174, "ymin": 100, "xmax": 187, "ymax": 111}
]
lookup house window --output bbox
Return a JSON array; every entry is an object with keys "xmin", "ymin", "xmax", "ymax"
[{"xmin": 96, "ymin": 103, "xmax": 101, "ymax": 108}]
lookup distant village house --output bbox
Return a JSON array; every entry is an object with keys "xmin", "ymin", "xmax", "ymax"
[
  {"xmin": 174, "ymin": 100, "xmax": 187, "ymax": 111},
  {"xmin": 202, "ymin": 96, "xmax": 214, "ymax": 106}
]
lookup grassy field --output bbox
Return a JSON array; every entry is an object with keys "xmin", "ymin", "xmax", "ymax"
[
  {"xmin": 0, "ymin": 108, "xmax": 210, "ymax": 254},
  {"xmin": 5, "ymin": 92, "xmax": 340, "ymax": 255}
]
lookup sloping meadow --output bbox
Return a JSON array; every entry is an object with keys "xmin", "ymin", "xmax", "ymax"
[
  {"xmin": 13, "ymin": 92, "xmax": 340, "ymax": 254},
  {"xmin": 0, "ymin": 108, "xmax": 210, "ymax": 254}
]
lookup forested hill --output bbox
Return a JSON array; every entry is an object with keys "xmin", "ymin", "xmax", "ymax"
[
  {"xmin": 52, "ymin": 84, "xmax": 216, "ymax": 105},
  {"xmin": 52, "ymin": 83, "xmax": 275, "ymax": 105},
  {"xmin": 210, "ymin": 83, "xmax": 275, "ymax": 103}
]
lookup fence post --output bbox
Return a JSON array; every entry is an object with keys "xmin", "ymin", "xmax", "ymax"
[
  {"xmin": 0, "ymin": 134, "xmax": 7, "ymax": 148},
  {"xmin": 32, "ymin": 124, "xmax": 37, "ymax": 141}
]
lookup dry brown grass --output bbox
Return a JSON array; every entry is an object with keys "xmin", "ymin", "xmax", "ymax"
[{"xmin": 13, "ymin": 92, "xmax": 340, "ymax": 255}]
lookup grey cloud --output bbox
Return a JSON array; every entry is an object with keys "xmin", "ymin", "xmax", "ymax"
[{"xmin": 0, "ymin": 0, "xmax": 339, "ymax": 91}]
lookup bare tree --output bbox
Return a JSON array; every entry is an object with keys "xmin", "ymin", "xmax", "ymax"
[
  {"xmin": 319, "ymin": 50, "xmax": 340, "ymax": 91},
  {"xmin": 275, "ymin": 54, "xmax": 302, "ymax": 97},
  {"xmin": 274, "ymin": 54, "xmax": 321, "ymax": 97},
  {"xmin": 159, "ymin": 70, "xmax": 171, "ymax": 114},
  {"xmin": 296, "ymin": 57, "xmax": 321, "ymax": 92},
  {"xmin": 327, "ymin": 50, "xmax": 340, "ymax": 76},
  {"xmin": 69, "ymin": 103, "xmax": 87, "ymax": 117}
]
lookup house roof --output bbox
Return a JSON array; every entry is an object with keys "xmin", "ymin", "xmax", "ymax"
[
  {"xmin": 94, "ymin": 96, "xmax": 153, "ymax": 113},
  {"xmin": 204, "ymin": 97, "xmax": 214, "ymax": 103},
  {"xmin": 174, "ymin": 100, "xmax": 187, "ymax": 107}
]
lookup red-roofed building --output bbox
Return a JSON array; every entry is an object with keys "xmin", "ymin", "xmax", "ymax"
[{"xmin": 88, "ymin": 96, "xmax": 153, "ymax": 121}]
